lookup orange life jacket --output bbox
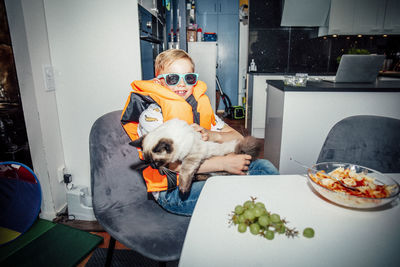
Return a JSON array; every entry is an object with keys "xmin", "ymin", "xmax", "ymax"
[{"xmin": 121, "ymin": 80, "xmax": 216, "ymax": 192}]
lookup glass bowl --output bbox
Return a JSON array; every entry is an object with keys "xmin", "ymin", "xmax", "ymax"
[
  {"xmin": 283, "ymin": 73, "xmax": 308, "ymax": 87},
  {"xmin": 307, "ymin": 162, "xmax": 400, "ymax": 209}
]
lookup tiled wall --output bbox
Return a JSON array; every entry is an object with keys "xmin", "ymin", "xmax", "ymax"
[{"xmin": 248, "ymin": 0, "xmax": 400, "ymax": 74}]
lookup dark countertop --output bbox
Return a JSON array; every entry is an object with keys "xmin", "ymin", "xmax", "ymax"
[{"xmin": 266, "ymin": 80, "xmax": 400, "ymax": 92}]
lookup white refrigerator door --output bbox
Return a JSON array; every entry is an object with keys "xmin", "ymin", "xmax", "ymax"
[{"xmin": 188, "ymin": 42, "xmax": 217, "ymax": 112}]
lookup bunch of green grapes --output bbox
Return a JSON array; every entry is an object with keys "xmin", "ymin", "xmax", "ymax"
[{"xmin": 228, "ymin": 197, "xmax": 314, "ymax": 240}]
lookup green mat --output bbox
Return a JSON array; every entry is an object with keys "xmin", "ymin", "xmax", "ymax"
[{"xmin": 0, "ymin": 219, "xmax": 103, "ymax": 267}]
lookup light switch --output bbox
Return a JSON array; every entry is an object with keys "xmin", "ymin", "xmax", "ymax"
[{"xmin": 43, "ymin": 65, "xmax": 55, "ymax": 91}]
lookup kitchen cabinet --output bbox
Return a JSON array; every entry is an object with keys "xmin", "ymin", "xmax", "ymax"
[
  {"xmin": 281, "ymin": 0, "xmax": 331, "ymax": 27},
  {"xmin": 264, "ymin": 80, "xmax": 400, "ymax": 174},
  {"xmin": 197, "ymin": 0, "xmax": 237, "ymax": 15},
  {"xmin": 352, "ymin": 0, "xmax": 385, "ymax": 34},
  {"xmin": 196, "ymin": 0, "xmax": 239, "ymax": 109},
  {"xmin": 325, "ymin": 0, "xmax": 355, "ymax": 35},
  {"xmin": 383, "ymin": 0, "xmax": 400, "ymax": 32},
  {"xmin": 320, "ymin": 0, "xmax": 400, "ymax": 36},
  {"xmin": 246, "ymin": 74, "xmax": 285, "ymax": 138}
]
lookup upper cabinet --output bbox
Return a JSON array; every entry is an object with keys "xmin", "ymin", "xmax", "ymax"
[
  {"xmin": 321, "ymin": 0, "xmax": 400, "ymax": 36},
  {"xmin": 352, "ymin": 0, "xmax": 386, "ymax": 34},
  {"xmin": 280, "ymin": 0, "xmax": 330, "ymax": 27},
  {"xmin": 197, "ymin": 0, "xmax": 237, "ymax": 15},
  {"xmin": 383, "ymin": 0, "xmax": 400, "ymax": 32},
  {"xmin": 325, "ymin": 0, "xmax": 356, "ymax": 34}
]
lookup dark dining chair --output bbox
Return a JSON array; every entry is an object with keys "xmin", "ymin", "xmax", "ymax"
[
  {"xmin": 317, "ymin": 115, "xmax": 400, "ymax": 173},
  {"xmin": 89, "ymin": 110, "xmax": 190, "ymax": 266}
]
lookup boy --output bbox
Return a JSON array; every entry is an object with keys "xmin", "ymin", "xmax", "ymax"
[{"xmin": 121, "ymin": 49, "xmax": 278, "ymax": 216}]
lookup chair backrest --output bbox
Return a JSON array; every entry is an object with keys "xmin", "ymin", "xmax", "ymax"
[
  {"xmin": 317, "ymin": 115, "xmax": 400, "ymax": 173},
  {"xmin": 89, "ymin": 110, "xmax": 190, "ymax": 262}
]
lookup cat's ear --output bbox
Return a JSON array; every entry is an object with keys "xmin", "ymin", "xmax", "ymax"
[
  {"xmin": 152, "ymin": 138, "xmax": 173, "ymax": 154},
  {"xmin": 129, "ymin": 136, "xmax": 144, "ymax": 149}
]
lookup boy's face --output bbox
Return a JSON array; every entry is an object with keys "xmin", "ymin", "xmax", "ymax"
[{"xmin": 155, "ymin": 58, "xmax": 195, "ymax": 100}]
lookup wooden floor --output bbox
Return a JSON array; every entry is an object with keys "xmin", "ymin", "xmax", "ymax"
[{"xmin": 71, "ymin": 115, "xmax": 262, "ymax": 266}]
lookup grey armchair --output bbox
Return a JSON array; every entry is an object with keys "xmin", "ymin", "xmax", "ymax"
[
  {"xmin": 317, "ymin": 115, "xmax": 400, "ymax": 173},
  {"xmin": 89, "ymin": 110, "xmax": 190, "ymax": 266}
]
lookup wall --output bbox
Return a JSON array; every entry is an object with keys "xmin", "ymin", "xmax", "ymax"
[
  {"xmin": 248, "ymin": 0, "xmax": 400, "ymax": 74},
  {"xmin": 43, "ymin": 0, "xmax": 141, "ymax": 188},
  {"xmin": 5, "ymin": 0, "xmax": 141, "ymax": 219}
]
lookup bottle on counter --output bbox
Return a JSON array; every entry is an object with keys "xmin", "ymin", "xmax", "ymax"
[
  {"xmin": 249, "ymin": 59, "xmax": 257, "ymax": 72},
  {"xmin": 170, "ymin": 28, "xmax": 174, "ymax": 42},
  {"xmin": 197, "ymin": 28, "xmax": 202, "ymax": 42}
]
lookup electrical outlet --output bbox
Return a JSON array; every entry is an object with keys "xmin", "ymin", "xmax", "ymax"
[
  {"xmin": 63, "ymin": 174, "xmax": 72, "ymax": 184},
  {"xmin": 57, "ymin": 166, "xmax": 65, "ymax": 183}
]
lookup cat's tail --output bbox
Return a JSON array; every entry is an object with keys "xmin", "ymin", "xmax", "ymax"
[{"xmin": 235, "ymin": 136, "xmax": 261, "ymax": 160}]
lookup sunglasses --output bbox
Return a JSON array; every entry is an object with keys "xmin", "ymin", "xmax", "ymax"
[{"xmin": 157, "ymin": 73, "xmax": 199, "ymax": 86}]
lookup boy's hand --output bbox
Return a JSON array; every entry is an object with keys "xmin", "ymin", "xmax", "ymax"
[
  {"xmin": 222, "ymin": 153, "xmax": 252, "ymax": 175},
  {"xmin": 191, "ymin": 123, "xmax": 219, "ymax": 142}
]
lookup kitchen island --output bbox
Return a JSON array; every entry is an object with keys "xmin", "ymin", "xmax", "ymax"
[{"xmin": 264, "ymin": 80, "xmax": 400, "ymax": 174}]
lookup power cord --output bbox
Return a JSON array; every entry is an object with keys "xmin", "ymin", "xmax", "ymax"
[{"xmin": 53, "ymin": 209, "xmax": 76, "ymax": 223}]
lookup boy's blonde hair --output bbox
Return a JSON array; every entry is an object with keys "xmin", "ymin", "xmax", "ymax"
[{"xmin": 154, "ymin": 49, "xmax": 195, "ymax": 76}]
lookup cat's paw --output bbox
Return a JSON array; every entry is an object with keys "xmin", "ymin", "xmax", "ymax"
[{"xmin": 178, "ymin": 174, "xmax": 192, "ymax": 194}]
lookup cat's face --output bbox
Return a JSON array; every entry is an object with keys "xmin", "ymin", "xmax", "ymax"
[
  {"xmin": 130, "ymin": 119, "xmax": 196, "ymax": 169},
  {"xmin": 130, "ymin": 136, "xmax": 176, "ymax": 168}
]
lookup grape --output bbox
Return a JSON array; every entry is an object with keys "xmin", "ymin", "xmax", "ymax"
[
  {"xmin": 229, "ymin": 197, "xmax": 312, "ymax": 241},
  {"xmin": 253, "ymin": 207, "xmax": 265, "ymax": 217},
  {"xmin": 255, "ymin": 202, "xmax": 265, "ymax": 209},
  {"xmin": 258, "ymin": 215, "xmax": 270, "ymax": 227},
  {"xmin": 238, "ymin": 214, "xmax": 246, "ymax": 223},
  {"xmin": 243, "ymin": 209, "xmax": 256, "ymax": 220},
  {"xmin": 238, "ymin": 223, "xmax": 247, "ymax": 233},
  {"xmin": 249, "ymin": 223, "xmax": 261, "ymax": 235},
  {"xmin": 243, "ymin": 200, "xmax": 254, "ymax": 209},
  {"xmin": 270, "ymin": 213, "xmax": 281, "ymax": 223},
  {"xmin": 276, "ymin": 224, "xmax": 286, "ymax": 234},
  {"xmin": 235, "ymin": 205, "xmax": 244, "ymax": 215},
  {"xmin": 264, "ymin": 230, "xmax": 275, "ymax": 240},
  {"xmin": 259, "ymin": 207, "xmax": 267, "ymax": 215},
  {"xmin": 303, "ymin": 227, "xmax": 315, "ymax": 238}
]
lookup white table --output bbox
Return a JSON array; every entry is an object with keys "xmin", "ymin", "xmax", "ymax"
[{"xmin": 179, "ymin": 175, "xmax": 400, "ymax": 267}]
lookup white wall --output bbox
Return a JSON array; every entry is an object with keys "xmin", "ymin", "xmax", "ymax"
[
  {"xmin": 5, "ymin": 0, "xmax": 142, "ymax": 219},
  {"xmin": 43, "ymin": 0, "xmax": 141, "ymax": 189}
]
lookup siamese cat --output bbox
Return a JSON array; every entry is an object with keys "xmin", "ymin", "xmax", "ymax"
[{"xmin": 130, "ymin": 118, "xmax": 260, "ymax": 194}]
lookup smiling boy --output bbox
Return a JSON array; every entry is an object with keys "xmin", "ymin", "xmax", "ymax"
[{"xmin": 121, "ymin": 49, "xmax": 278, "ymax": 216}]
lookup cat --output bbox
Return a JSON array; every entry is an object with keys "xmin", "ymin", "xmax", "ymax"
[{"xmin": 129, "ymin": 118, "xmax": 261, "ymax": 194}]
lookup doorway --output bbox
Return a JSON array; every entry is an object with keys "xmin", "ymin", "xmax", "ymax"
[{"xmin": 0, "ymin": 0, "xmax": 32, "ymax": 167}]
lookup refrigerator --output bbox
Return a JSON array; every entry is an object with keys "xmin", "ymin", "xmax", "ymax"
[{"xmin": 188, "ymin": 42, "xmax": 217, "ymax": 112}]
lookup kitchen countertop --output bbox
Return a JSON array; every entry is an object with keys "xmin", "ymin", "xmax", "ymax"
[{"xmin": 266, "ymin": 79, "xmax": 400, "ymax": 92}]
